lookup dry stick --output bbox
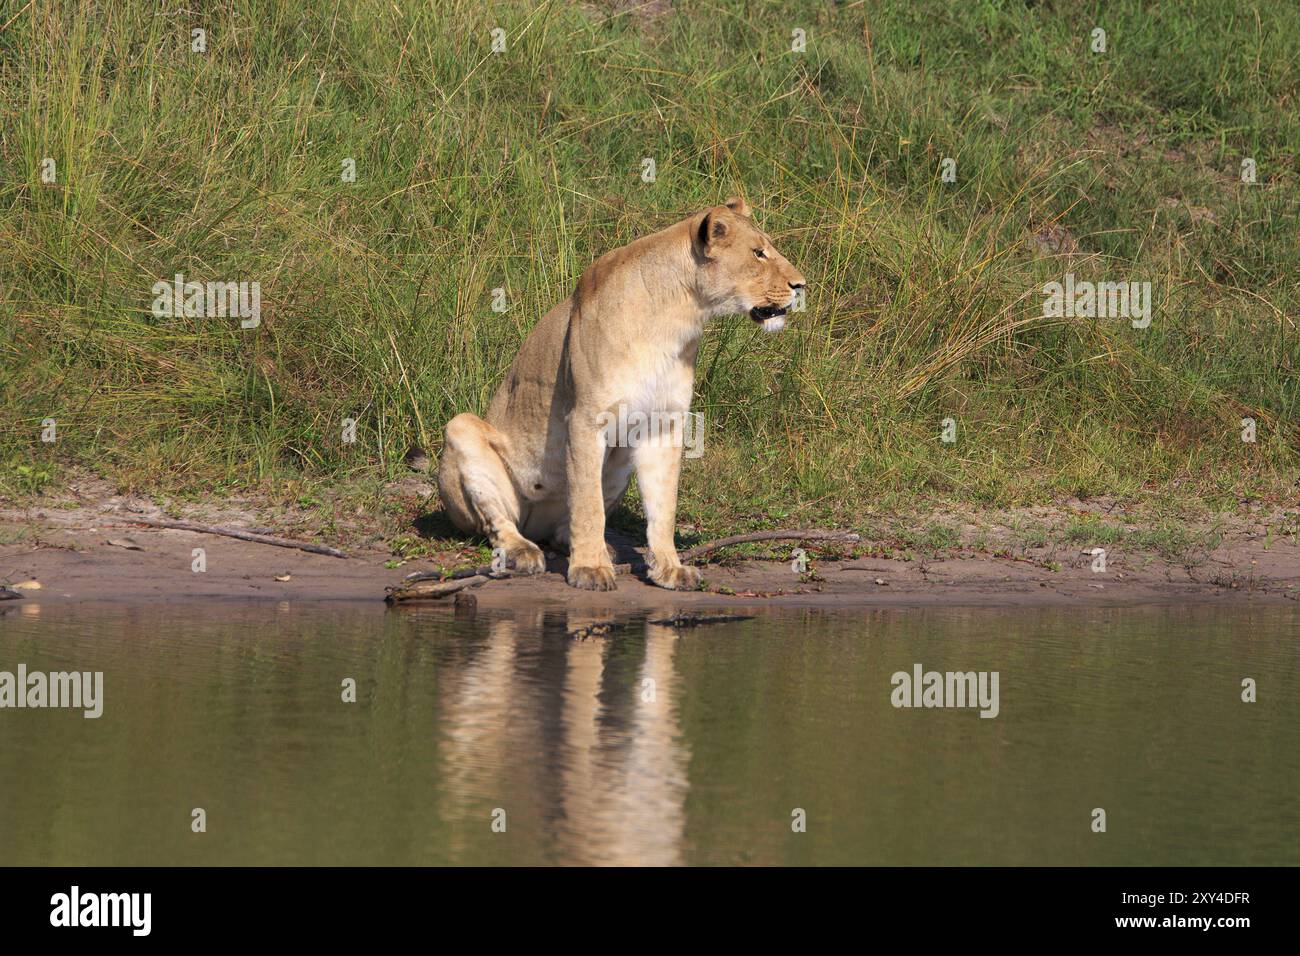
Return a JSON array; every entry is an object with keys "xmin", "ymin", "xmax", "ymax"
[
  {"xmin": 403, "ymin": 564, "xmax": 505, "ymax": 584},
  {"xmin": 679, "ymin": 529, "xmax": 860, "ymax": 562},
  {"xmin": 387, "ymin": 574, "xmax": 491, "ymax": 603},
  {"xmin": 124, "ymin": 517, "xmax": 348, "ymax": 559}
]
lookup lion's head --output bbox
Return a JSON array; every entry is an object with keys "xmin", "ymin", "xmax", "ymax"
[{"xmin": 691, "ymin": 197, "xmax": 806, "ymax": 332}]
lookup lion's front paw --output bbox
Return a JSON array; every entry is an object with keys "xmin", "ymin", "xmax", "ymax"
[
  {"xmin": 506, "ymin": 541, "xmax": 546, "ymax": 575},
  {"xmin": 567, "ymin": 563, "xmax": 618, "ymax": 591},
  {"xmin": 649, "ymin": 562, "xmax": 702, "ymax": 591}
]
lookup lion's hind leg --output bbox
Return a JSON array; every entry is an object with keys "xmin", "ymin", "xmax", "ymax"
[{"xmin": 437, "ymin": 413, "xmax": 546, "ymax": 575}]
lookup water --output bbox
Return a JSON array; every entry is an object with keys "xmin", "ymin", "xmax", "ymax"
[{"xmin": 1, "ymin": 600, "xmax": 1296, "ymax": 865}]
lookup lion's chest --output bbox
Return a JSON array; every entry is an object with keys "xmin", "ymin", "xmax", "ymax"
[{"xmin": 618, "ymin": 336, "xmax": 700, "ymax": 415}]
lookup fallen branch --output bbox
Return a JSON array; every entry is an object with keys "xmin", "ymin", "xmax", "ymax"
[
  {"xmin": 680, "ymin": 529, "xmax": 860, "ymax": 562},
  {"xmin": 386, "ymin": 574, "xmax": 491, "ymax": 603},
  {"xmin": 124, "ymin": 517, "xmax": 347, "ymax": 559},
  {"xmin": 402, "ymin": 564, "xmax": 506, "ymax": 584}
]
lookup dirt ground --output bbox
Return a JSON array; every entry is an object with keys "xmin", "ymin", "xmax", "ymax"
[{"xmin": 2, "ymin": 477, "xmax": 1298, "ymax": 611}]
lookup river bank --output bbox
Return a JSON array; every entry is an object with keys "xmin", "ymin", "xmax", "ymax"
[{"xmin": 2, "ymin": 480, "xmax": 1296, "ymax": 610}]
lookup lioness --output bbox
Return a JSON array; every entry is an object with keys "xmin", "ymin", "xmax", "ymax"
[{"xmin": 438, "ymin": 197, "xmax": 806, "ymax": 590}]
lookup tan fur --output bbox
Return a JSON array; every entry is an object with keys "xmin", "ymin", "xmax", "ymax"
[{"xmin": 438, "ymin": 198, "xmax": 806, "ymax": 590}]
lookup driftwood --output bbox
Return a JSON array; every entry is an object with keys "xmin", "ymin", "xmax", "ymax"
[
  {"xmin": 386, "ymin": 574, "xmax": 492, "ymax": 603},
  {"xmin": 679, "ymin": 529, "xmax": 860, "ymax": 561},
  {"xmin": 124, "ymin": 517, "xmax": 348, "ymax": 559}
]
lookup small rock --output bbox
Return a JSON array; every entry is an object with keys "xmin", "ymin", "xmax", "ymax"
[
  {"xmin": 106, "ymin": 537, "xmax": 144, "ymax": 550},
  {"xmin": 0, "ymin": 588, "xmax": 22, "ymax": 601},
  {"xmin": 874, "ymin": 578, "xmax": 888, "ymax": 586},
  {"xmin": 404, "ymin": 447, "xmax": 431, "ymax": 473},
  {"xmin": 12, "ymin": 580, "xmax": 41, "ymax": 591},
  {"xmin": 274, "ymin": 573, "xmax": 292, "ymax": 582}
]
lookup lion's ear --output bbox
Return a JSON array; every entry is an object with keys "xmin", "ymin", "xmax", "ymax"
[
  {"xmin": 695, "ymin": 209, "xmax": 730, "ymax": 257},
  {"xmin": 724, "ymin": 196, "xmax": 751, "ymax": 217}
]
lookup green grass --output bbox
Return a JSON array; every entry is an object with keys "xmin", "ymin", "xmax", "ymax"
[
  {"xmin": 1, "ymin": 0, "xmax": 1297, "ymax": 534},
  {"xmin": 1057, "ymin": 513, "xmax": 1223, "ymax": 561}
]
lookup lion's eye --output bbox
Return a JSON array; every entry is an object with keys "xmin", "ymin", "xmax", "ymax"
[{"xmin": 754, "ymin": 249, "xmax": 766, "ymax": 259}]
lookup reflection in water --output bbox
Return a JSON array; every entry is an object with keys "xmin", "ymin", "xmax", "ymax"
[
  {"xmin": 0, "ymin": 602, "xmax": 1297, "ymax": 866},
  {"xmin": 438, "ymin": 615, "xmax": 521, "ymax": 862},
  {"xmin": 555, "ymin": 621, "xmax": 686, "ymax": 865},
  {"xmin": 436, "ymin": 611, "xmax": 688, "ymax": 865}
]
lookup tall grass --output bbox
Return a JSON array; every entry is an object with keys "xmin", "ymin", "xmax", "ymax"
[{"xmin": 1, "ymin": 0, "xmax": 1297, "ymax": 527}]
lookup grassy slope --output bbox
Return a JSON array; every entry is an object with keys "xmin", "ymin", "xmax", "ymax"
[{"xmin": 1, "ymin": 0, "xmax": 1297, "ymax": 541}]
